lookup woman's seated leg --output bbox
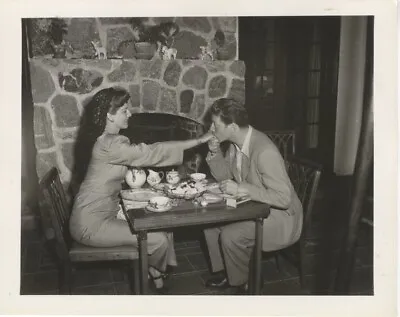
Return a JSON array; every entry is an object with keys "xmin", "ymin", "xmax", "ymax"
[{"xmin": 84, "ymin": 218, "xmax": 170, "ymax": 271}]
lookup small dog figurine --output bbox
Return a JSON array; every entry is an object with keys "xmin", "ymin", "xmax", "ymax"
[
  {"xmin": 91, "ymin": 40, "xmax": 107, "ymax": 59},
  {"xmin": 160, "ymin": 45, "xmax": 177, "ymax": 60}
]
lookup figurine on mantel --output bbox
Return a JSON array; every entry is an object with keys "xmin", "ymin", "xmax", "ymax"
[
  {"xmin": 199, "ymin": 29, "xmax": 226, "ymax": 61},
  {"xmin": 91, "ymin": 40, "xmax": 107, "ymax": 59},
  {"xmin": 160, "ymin": 46, "xmax": 177, "ymax": 60},
  {"xmin": 199, "ymin": 44, "xmax": 214, "ymax": 61}
]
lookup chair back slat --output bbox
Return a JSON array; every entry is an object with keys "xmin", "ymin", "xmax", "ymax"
[
  {"xmin": 264, "ymin": 130, "xmax": 296, "ymax": 160},
  {"xmin": 39, "ymin": 167, "xmax": 72, "ymax": 259},
  {"xmin": 286, "ymin": 157, "xmax": 322, "ymax": 235}
]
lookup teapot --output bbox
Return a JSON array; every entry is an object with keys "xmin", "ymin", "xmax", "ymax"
[
  {"xmin": 125, "ymin": 168, "xmax": 147, "ymax": 189},
  {"xmin": 166, "ymin": 169, "xmax": 180, "ymax": 185},
  {"xmin": 147, "ymin": 169, "xmax": 164, "ymax": 187}
]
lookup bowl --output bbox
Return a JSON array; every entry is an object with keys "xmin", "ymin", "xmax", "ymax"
[{"xmin": 190, "ymin": 173, "xmax": 206, "ymax": 182}]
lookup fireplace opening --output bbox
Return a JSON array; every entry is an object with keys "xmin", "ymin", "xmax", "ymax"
[{"xmin": 120, "ymin": 113, "xmax": 211, "ymax": 177}]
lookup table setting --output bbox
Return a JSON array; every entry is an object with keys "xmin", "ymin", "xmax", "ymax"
[{"xmin": 119, "ymin": 168, "xmax": 231, "ymax": 218}]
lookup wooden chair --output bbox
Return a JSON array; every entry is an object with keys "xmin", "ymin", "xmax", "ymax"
[
  {"xmin": 263, "ymin": 130, "xmax": 296, "ymax": 160},
  {"xmin": 276, "ymin": 156, "xmax": 322, "ymax": 289},
  {"xmin": 38, "ymin": 167, "xmax": 140, "ymax": 294},
  {"xmin": 249, "ymin": 156, "xmax": 322, "ymax": 291}
]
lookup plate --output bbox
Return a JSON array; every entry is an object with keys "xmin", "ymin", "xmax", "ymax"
[
  {"xmin": 120, "ymin": 189, "xmax": 160, "ymax": 202},
  {"xmin": 151, "ymin": 183, "xmax": 168, "ymax": 191},
  {"xmin": 166, "ymin": 190, "xmax": 205, "ymax": 200},
  {"xmin": 145, "ymin": 204, "xmax": 172, "ymax": 212},
  {"xmin": 122, "ymin": 199, "xmax": 148, "ymax": 210}
]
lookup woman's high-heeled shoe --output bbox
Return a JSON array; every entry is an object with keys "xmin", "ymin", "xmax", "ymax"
[{"xmin": 148, "ymin": 269, "xmax": 169, "ymax": 295}]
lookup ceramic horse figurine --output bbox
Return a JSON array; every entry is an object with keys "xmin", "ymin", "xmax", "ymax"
[
  {"xmin": 91, "ymin": 40, "xmax": 107, "ymax": 59},
  {"xmin": 199, "ymin": 45, "xmax": 214, "ymax": 61}
]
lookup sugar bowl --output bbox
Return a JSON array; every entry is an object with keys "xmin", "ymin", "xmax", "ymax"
[{"xmin": 166, "ymin": 169, "xmax": 180, "ymax": 185}]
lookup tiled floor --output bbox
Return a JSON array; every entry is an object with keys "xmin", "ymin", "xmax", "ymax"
[
  {"xmin": 20, "ymin": 177, "xmax": 374, "ymax": 296},
  {"xmin": 20, "ymin": 226, "xmax": 373, "ymax": 296}
]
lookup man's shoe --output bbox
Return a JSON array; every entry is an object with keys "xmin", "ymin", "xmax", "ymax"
[
  {"xmin": 223, "ymin": 283, "xmax": 248, "ymax": 295},
  {"xmin": 205, "ymin": 274, "xmax": 230, "ymax": 289},
  {"xmin": 233, "ymin": 283, "xmax": 248, "ymax": 295}
]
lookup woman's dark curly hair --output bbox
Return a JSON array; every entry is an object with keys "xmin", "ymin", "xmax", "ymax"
[{"xmin": 69, "ymin": 87, "xmax": 130, "ymax": 197}]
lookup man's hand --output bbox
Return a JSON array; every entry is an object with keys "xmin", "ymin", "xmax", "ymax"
[
  {"xmin": 220, "ymin": 179, "xmax": 239, "ymax": 195},
  {"xmin": 198, "ymin": 131, "xmax": 214, "ymax": 144},
  {"xmin": 208, "ymin": 136, "xmax": 220, "ymax": 153}
]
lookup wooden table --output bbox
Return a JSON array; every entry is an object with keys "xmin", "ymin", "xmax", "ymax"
[{"xmin": 122, "ymin": 199, "xmax": 270, "ymax": 295}]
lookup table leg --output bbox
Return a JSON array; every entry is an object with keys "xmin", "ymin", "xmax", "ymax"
[
  {"xmin": 133, "ymin": 260, "xmax": 140, "ymax": 294},
  {"xmin": 254, "ymin": 217, "xmax": 264, "ymax": 295},
  {"xmin": 138, "ymin": 230, "xmax": 148, "ymax": 295}
]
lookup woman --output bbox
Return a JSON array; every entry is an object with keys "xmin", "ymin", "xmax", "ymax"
[{"xmin": 69, "ymin": 87, "xmax": 212, "ymax": 293}]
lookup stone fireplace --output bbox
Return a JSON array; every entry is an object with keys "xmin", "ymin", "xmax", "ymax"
[{"xmin": 31, "ymin": 57, "xmax": 245, "ymax": 187}]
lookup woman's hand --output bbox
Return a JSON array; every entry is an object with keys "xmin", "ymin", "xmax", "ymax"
[{"xmin": 198, "ymin": 131, "xmax": 214, "ymax": 144}]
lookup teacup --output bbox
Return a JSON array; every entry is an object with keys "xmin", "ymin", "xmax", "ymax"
[
  {"xmin": 149, "ymin": 196, "xmax": 170, "ymax": 210},
  {"xmin": 190, "ymin": 173, "xmax": 206, "ymax": 182}
]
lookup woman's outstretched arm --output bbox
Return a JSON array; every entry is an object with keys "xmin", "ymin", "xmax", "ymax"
[
  {"xmin": 107, "ymin": 132, "xmax": 214, "ymax": 167},
  {"xmin": 161, "ymin": 131, "xmax": 214, "ymax": 151}
]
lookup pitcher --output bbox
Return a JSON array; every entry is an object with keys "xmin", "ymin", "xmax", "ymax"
[{"xmin": 147, "ymin": 169, "xmax": 164, "ymax": 187}]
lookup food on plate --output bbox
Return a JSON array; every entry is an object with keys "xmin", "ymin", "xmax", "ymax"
[{"xmin": 167, "ymin": 180, "xmax": 206, "ymax": 198}]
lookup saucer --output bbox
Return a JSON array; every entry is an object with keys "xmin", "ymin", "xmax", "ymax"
[
  {"xmin": 151, "ymin": 183, "xmax": 167, "ymax": 191},
  {"xmin": 145, "ymin": 204, "xmax": 172, "ymax": 213}
]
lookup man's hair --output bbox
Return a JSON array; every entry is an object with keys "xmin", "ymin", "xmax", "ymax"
[{"xmin": 209, "ymin": 98, "xmax": 249, "ymax": 127}]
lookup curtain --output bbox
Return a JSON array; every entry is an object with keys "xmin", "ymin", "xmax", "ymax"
[
  {"xmin": 334, "ymin": 16, "xmax": 368, "ymax": 175},
  {"xmin": 21, "ymin": 19, "xmax": 40, "ymax": 220}
]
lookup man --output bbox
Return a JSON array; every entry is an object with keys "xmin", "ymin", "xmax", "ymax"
[{"xmin": 204, "ymin": 98, "xmax": 303, "ymax": 294}]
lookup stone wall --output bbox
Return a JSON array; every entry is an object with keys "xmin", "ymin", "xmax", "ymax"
[
  {"xmin": 30, "ymin": 57, "xmax": 245, "ymax": 184},
  {"xmin": 30, "ymin": 17, "xmax": 238, "ymax": 60}
]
